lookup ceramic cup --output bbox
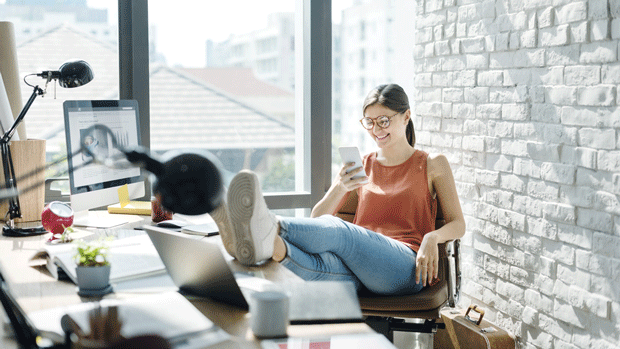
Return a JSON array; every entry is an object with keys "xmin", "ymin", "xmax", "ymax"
[{"xmin": 250, "ymin": 290, "xmax": 289, "ymax": 338}]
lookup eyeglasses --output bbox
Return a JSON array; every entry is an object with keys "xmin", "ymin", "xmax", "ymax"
[{"xmin": 359, "ymin": 113, "xmax": 400, "ymax": 130}]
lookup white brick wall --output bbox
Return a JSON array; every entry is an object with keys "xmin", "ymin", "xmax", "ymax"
[{"xmin": 414, "ymin": 0, "xmax": 620, "ymax": 348}]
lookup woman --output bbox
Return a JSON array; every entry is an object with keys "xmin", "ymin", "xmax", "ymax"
[{"xmin": 212, "ymin": 84, "xmax": 465, "ymax": 295}]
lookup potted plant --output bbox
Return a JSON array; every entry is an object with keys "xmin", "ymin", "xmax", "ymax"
[{"xmin": 74, "ymin": 238, "xmax": 113, "ymax": 296}]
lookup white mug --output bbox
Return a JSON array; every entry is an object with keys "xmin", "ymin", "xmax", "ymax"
[{"xmin": 250, "ymin": 290, "xmax": 289, "ymax": 338}]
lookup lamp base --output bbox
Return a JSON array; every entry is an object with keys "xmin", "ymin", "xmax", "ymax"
[{"xmin": 2, "ymin": 225, "xmax": 46, "ymax": 237}]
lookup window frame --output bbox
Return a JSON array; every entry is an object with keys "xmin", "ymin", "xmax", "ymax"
[{"xmin": 118, "ymin": 0, "xmax": 332, "ymax": 210}]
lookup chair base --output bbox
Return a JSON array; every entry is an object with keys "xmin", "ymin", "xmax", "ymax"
[{"xmin": 364, "ymin": 316, "xmax": 445, "ymax": 342}]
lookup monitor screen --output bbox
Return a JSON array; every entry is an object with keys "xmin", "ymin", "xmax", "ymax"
[{"xmin": 63, "ymin": 100, "xmax": 145, "ymax": 227}]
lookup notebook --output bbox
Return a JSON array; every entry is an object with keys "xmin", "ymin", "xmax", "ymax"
[{"xmin": 143, "ymin": 225, "xmax": 363, "ymax": 324}]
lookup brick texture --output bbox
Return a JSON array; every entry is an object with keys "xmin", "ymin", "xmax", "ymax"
[{"xmin": 414, "ymin": 0, "xmax": 620, "ymax": 348}]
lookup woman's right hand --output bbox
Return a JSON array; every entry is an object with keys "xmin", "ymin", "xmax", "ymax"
[{"xmin": 336, "ymin": 162, "xmax": 368, "ymax": 192}]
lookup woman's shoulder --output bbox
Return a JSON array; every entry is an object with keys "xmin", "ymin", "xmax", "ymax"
[{"xmin": 426, "ymin": 152, "xmax": 452, "ymax": 177}]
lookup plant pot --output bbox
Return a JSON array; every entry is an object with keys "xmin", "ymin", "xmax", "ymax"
[{"xmin": 76, "ymin": 265, "xmax": 112, "ymax": 296}]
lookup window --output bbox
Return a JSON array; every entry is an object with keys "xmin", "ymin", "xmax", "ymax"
[{"xmin": 144, "ymin": 0, "xmax": 331, "ymax": 210}]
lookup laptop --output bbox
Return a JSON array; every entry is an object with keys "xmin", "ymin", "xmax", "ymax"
[{"xmin": 143, "ymin": 225, "xmax": 363, "ymax": 324}]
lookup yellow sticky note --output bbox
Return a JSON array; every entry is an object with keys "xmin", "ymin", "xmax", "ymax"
[{"xmin": 117, "ymin": 184, "xmax": 130, "ymax": 208}]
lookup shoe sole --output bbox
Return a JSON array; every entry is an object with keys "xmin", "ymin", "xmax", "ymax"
[
  {"xmin": 209, "ymin": 202, "xmax": 236, "ymax": 258},
  {"xmin": 228, "ymin": 171, "xmax": 258, "ymax": 265}
]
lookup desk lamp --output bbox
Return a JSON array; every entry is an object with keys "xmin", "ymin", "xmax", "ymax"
[{"xmin": 2, "ymin": 60, "xmax": 94, "ymax": 237}]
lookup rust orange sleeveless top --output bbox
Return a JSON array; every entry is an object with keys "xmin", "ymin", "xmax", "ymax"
[{"xmin": 352, "ymin": 150, "xmax": 437, "ymax": 252}]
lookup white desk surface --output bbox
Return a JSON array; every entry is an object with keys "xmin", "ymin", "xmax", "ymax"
[{"xmin": 1, "ymin": 211, "xmax": 373, "ymax": 348}]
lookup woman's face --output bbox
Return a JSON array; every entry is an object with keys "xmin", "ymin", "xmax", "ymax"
[{"xmin": 363, "ymin": 104, "xmax": 409, "ymax": 149}]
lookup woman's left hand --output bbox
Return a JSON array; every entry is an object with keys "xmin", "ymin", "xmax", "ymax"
[{"xmin": 415, "ymin": 232, "xmax": 439, "ymax": 287}]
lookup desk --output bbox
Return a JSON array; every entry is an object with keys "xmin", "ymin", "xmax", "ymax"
[{"xmin": 1, "ymin": 212, "xmax": 376, "ymax": 348}]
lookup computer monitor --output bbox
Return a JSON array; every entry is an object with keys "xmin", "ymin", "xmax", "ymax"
[{"xmin": 63, "ymin": 100, "xmax": 146, "ymax": 227}]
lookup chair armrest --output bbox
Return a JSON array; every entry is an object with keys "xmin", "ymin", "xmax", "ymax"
[{"xmin": 443, "ymin": 239, "xmax": 460, "ymax": 307}]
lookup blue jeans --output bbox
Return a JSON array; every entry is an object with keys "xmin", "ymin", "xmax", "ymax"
[{"xmin": 279, "ymin": 215, "xmax": 424, "ymax": 295}]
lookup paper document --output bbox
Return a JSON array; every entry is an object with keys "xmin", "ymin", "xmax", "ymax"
[
  {"xmin": 29, "ymin": 292, "xmax": 225, "ymax": 345},
  {"xmin": 29, "ymin": 234, "xmax": 166, "ymax": 284}
]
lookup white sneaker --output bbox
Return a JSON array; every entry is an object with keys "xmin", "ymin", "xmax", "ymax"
[
  {"xmin": 209, "ymin": 189, "xmax": 236, "ymax": 258},
  {"xmin": 227, "ymin": 170, "xmax": 278, "ymax": 266}
]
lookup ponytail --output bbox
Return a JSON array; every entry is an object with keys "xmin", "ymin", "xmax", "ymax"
[{"xmin": 406, "ymin": 118, "xmax": 415, "ymax": 147}]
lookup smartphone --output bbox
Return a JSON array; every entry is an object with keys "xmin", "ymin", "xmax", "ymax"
[{"xmin": 338, "ymin": 146, "xmax": 368, "ymax": 183}]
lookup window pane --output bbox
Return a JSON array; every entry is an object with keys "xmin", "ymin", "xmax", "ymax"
[
  {"xmin": 1, "ymin": 0, "xmax": 119, "ymax": 185},
  {"xmin": 332, "ymin": 0, "xmax": 415, "ymax": 175},
  {"xmin": 148, "ymin": 1, "xmax": 297, "ymax": 192}
]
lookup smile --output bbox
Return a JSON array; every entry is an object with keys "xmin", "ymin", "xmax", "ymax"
[{"xmin": 376, "ymin": 134, "xmax": 389, "ymax": 140}]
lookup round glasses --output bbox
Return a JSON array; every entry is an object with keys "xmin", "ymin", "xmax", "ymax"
[{"xmin": 359, "ymin": 112, "xmax": 400, "ymax": 130}]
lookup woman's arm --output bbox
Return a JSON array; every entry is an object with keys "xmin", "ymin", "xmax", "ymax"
[
  {"xmin": 416, "ymin": 153, "xmax": 466, "ymax": 286},
  {"xmin": 311, "ymin": 163, "xmax": 367, "ymax": 218}
]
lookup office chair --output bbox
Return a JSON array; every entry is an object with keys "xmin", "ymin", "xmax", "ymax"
[{"xmin": 336, "ymin": 191, "xmax": 461, "ymax": 343}]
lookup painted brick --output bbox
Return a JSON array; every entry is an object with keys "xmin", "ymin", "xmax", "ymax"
[
  {"xmin": 497, "ymin": 278, "xmax": 525, "ymax": 302},
  {"xmin": 560, "ymin": 107, "xmax": 603, "ymax": 127},
  {"xmin": 537, "ymin": 6, "xmax": 555, "ymax": 28},
  {"xmin": 432, "ymin": 71, "xmax": 453, "ymax": 86},
  {"xmin": 452, "ymin": 103, "xmax": 475, "ymax": 119},
  {"xmin": 577, "ymin": 86, "xmax": 616, "ymax": 106},
  {"xmin": 579, "ymin": 209, "xmax": 613, "ymax": 232},
  {"xmin": 498, "ymin": 208, "xmax": 526, "ymax": 231},
  {"xmin": 424, "ymin": 42, "xmax": 435, "ymax": 57},
  {"xmin": 541, "ymin": 162, "xmax": 576, "ymax": 184},
  {"xmin": 593, "ymin": 232, "xmax": 620, "ymax": 258},
  {"xmin": 532, "ymin": 66, "xmax": 564, "ymax": 86},
  {"xmin": 461, "ymin": 36, "xmax": 486, "ymax": 53},
  {"xmin": 559, "ymin": 228, "xmax": 594, "ymax": 264},
  {"xmin": 513, "ymin": 195, "xmax": 543, "ymax": 217},
  {"xmin": 500, "ymin": 139, "xmax": 528, "ymax": 157},
  {"xmin": 421, "ymin": 88, "xmax": 442, "ymax": 102},
  {"xmin": 545, "ymin": 86, "xmax": 577, "ymax": 105},
  {"xmin": 490, "ymin": 49, "xmax": 545, "ymax": 68},
  {"xmin": 539, "ymin": 256, "xmax": 556, "ymax": 277},
  {"xmin": 509, "ymin": 32, "xmax": 520, "ymax": 50},
  {"xmin": 435, "ymin": 40, "xmax": 451, "ymax": 56},
  {"xmin": 476, "ymin": 103, "xmax": 501, "ymax": 118},
  {"xmin": 559, "ymin": 185, "xmax": 596, "ymax": 209},
  {"xmin": 442, "ymin": 88, "xmax": 463, "ymax": 102},
  {"xmin": 524, "ymin": 327, "xmax": 555, "ymax": 348},
  {"xmin": 612, "ymin": 19, "xmax": 620, "ymax": 39},
  {"xmin": 527, "ymin": 142, "xmax": 560, "ymax": 162},
  {"xmin": 589, "ymin": 0, "xmax": 609, "ymax": 19},
  {"xmin": 543, "ymin": 240, "xmax": 575, "ymax": 266},
  {"xmin": 442, "ymin": 56, "xmax": 466, "ymax": 71},
  {"xmin": 466, "ymin": 53, "xmax": 488, "ymax": 69},
  {"xmin": 541, "ymin": 318, "xmax": 573, "ymax": 344},
  {"xmin": 487, "ymin": 154, "xmax": 514, "ymax": 172},
  {"xmin": 503, "ymin": 68, "xmax": 531, "ymax": 86},
  {"xmin": 580, "ymin": 41, "xmax": 619, "ymax": 64},
  {"xmin": 576, "ymin": 167, "xmax": 614, "ymax": 192},
  {"xmin": 555, "ymin": 2, "xmax": 587, "ymax": 24},
  {"xmin": 540, "ymin": 24, "xmax": 570, "ymax": 46},
  {"xmin": 542, "ymin": 202, "xmax": 576, "ymax": 223},
  {"xmin": 510, "ymin": 265, "xmax": 532, "ymax": 287},
  {"xmin": 522, "ymin": 306, "xmax": 538, "ymax": 326},
  {"xmin": 526, "ymin": 215, "xmax": 554, "ymax": 242},
  {"xmin": 527, "ymin": 179, "xmax": 559, "ymax": 201},
  {"xmin": 500, "ymin": 173, "xmax": 526, "ymax": 192},
  {"xmin": 497, "ymin": 12, "xmax": 528, "ymax": 32},
  {"xmin": 598, "ymin": 150, "xmax": 620, "ymax": 172},
  {"xmin": 478, "ymin": 70, "xmax": 503, "ymax": 86},
  {"xmin": 546, "ymin": 45, "xmax": 580, "ymax": 66},
  {"xmin": 521, "ymin": 29, "xmax": 538, "ymax": 48},
  {"xmin": 534, "ymin": 273, "xmax": 555, "ymax": 296},
  {"xmin": 531, "ymin": 103, "xmax": 561, "ymax": 122},
  {"xmin": 578, "ymin": 128, "xmax": 617, "ymax": 149},
  {"xmin": 465, "ymin": 86, "xmax": 490, "ymax": 103},
  {"xmin": 565, "ymin": 65, "xmax": 601, "ymax": 86},
  {"xmin": 453, "ymin": 70, "xmax": 476, "ymax": 86},
  {"xmin": 487, "ymin": 120, "xmax": 512, "ymax": 137},
  {"xmin": 570, "ymin": 21, "xmax": 589, "ymax": 43},
  {"xmin": 602, "ymin": 63, "xmax": 620, "ymax": 84},
  {"xmin": 554, "ymin": 300, "xmax": 589, "ymax": 329},
  {"xmin": 418, "ymin": 27, "xmax": 434, "ymax": 43},
  {"xmin": 591, "ymin": 19, "xmax": 609, "ymax": 41},
  {"xmin": 458, "ymin": 2, "xmax": 482, "ymax": 22},
  {"xmin": 543, "ymin": 124, "xmax": 579, "ymax": 145},
  {"xmin": 512, "ymin": 230, "xmax": 542, "ymax": 254},
  {"xmin": 495, "ymin": 32, "xmax": 509, "ymax": 51},
  {"xmin": 463, "ymin": 135, "xmax": 485, "ymax": 151}
]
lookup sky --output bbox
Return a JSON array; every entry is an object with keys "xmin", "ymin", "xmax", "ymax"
[{"xmin": 86, "ymin": 0, "xmax": 354, "ymax": 67}]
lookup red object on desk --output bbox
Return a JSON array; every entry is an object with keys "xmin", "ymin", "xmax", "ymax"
[
  {"xmin": 41, "ymin": 201, "xmax": 74, "ymax": 235},
  {"xmin": 151, "ymin": 195, "xmax": 173, "ymax": 223}
]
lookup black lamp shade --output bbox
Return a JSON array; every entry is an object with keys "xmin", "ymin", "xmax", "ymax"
[{"xmin": 57, "ymin": 60, "xmax": 94, "ymax": 88}]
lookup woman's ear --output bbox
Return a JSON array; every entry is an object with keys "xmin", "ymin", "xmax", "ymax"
[{"xmin": 403, "ymin": 109, "xmax": 411, "ymax": 124}]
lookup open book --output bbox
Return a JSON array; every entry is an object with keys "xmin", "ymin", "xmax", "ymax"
[
  {"xmin": 29, "ymin": 234, "xmax": 167, "ymax": 284},
  {"xmin": 28, "ymin": 292, "xmax": 229, "ymax": 346}
]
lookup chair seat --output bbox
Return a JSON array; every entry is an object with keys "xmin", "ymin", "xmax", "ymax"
[{"xmin": 358, "ymin": 280, "xmax": 448, "ymax": 319}]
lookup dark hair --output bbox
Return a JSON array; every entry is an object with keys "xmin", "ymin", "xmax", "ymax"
[{"xmin": 362, "ymin": 84, "xmax": 415, "ymax": 147}]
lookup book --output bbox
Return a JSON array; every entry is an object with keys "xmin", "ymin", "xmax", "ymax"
[
  {"xmin": 28, "ymin": 291, "xmax": 229, "ymax": 346},
  {"xmin": 29, "ymin": 234, "xmax": 167, "ymax": 284},
  {"xmin": 180, "ymin": 222, "xmax": 219, "ymax": 236}
]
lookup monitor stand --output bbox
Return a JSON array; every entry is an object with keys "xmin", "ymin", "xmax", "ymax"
[{"xmin": 72, "ymin": 210, "xmax": 131, "ymax": 228}]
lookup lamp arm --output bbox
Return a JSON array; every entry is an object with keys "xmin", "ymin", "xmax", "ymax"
[{"xmin": 1, "ymin": 85, "xmax": 44, "ymax": 144}]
